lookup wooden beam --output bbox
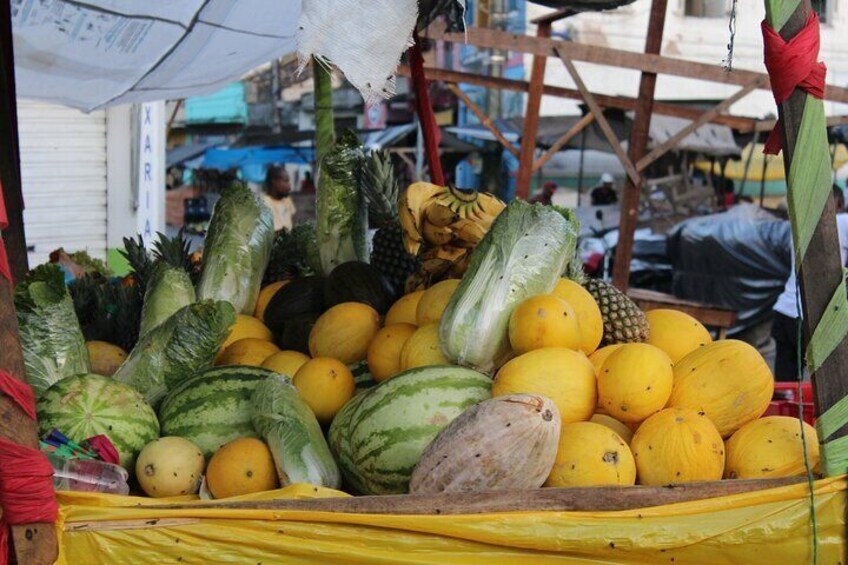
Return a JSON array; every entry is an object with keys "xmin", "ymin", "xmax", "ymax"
[
  {"xmin": 612, "ymin": 0, "xmax": 668, "ymax": 291},
  {"xmin": 447, "ymin": 83, "xmax": 518, "ymax": 157},
  {"xmin": 423, "ymin": 22, "xmax": 848, "ymax": 104},
  {"xmin": 532, "ymin": 113, "xmax": 595, "ymax": 172},
  {"xmin": 754, "ymin": 114, "xmax": 848, "ymax": 132},
  {"xmin": 515, "ymin": 21, "xmax": 551, "ymax": 200},
  {"xmin": 149, "ymin": 478, "xmax": 803, "ymax": 515},
  {"xmin": 558, "ymin": 52, "xmax": 640, "ymax": 186},
  {"xmin": 397, "ymin": 65, "xmax": 757, "ymax": 131},
  {"xmin": 770, "ymin": 3, "xmax": 848, "ymax": 450},
  {"xmin": 627, "ymin": 288, "xmax": 737, "ymax": 329},
  {"xmin": 636, "ymin": 78, "xmax": 764, "ymax": 172},
  {"xmin": 0, "ymin": 2, "xmax": 58, "ymax": 563}
]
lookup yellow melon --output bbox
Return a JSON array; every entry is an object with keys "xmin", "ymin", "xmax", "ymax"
[
  {"xmin": 206, "ymin": 437, "xmax": 279, "ymax": 499},
  {"xmin": 293, "ymin": 357, "xmax": 356, "ymax": 424},
  {"xmin": 308, "ymin": 302, "xmax": 382, "ymax": 365},
  {"xmin": 399, "ymin": 324, "xmax": 449, "ymax": 370},
  {"xmin": 216, "ymin": 315, "xmax": 273, "ymax": 362},
  {"xmin": 588, "ymin": 344, "xmax": 624, "ymax": 375},
  {"xmin": 508, "ymin": 294, "xmax": 581, "ymax": 354},
  {"xmin": 645, "ymin": 309, "xmax": 712, "ymax": 363},
  {"xmin": 724, "ymin": 416, "xmax": 820, "ymax": 479},
  {"xmin": 216, "ymin": 338, "xmax": 280, "ymax": 367},
  {"xmin": 630, "ymin": 408, "xmax": 725, "ymax": 486},
  {"xmin": 416, "ymin": 279, "xmax": 460, "ymax": 326},
  {"xmin": 668, "ymin": 340, "xmax": 773, "ymax": 437},
  {"xmin": 136, "ymin": 437, "xmax": 205, "ymax": 498},
  {"xmin": 386, "ymin": 291, "xmax": 425, "ymax": 326},
  {"xmin": 552, "ymin": 279, "xmax": 604, "ymax": 355},
  {"xmin": 545, "ymin": 421, "xmax": 636, "ymax": 487},
  {"xmin": 597, "ymin": 343, "xmax": 673, "ymax": 423},
  {"xmin": 254, "ymin": 281, "xmax": 288, "ymax": 321},
  {"xmin": 493, "ymin": 348, "xmax": 596, "ymax": 424},
  {"xmin": 589, "ymin": 413, "xmax": 633, "ymax": 444},
  {"xmin": 261, "ymin": 350, "xmax": 311, "ymax": 378},
  {"xmin": 368, "ymin": 323, "xmax": 418, "ymax": 382},
  {"xmin": 86, "ymin": 341, "xmax": 128, "ymax": 377}
]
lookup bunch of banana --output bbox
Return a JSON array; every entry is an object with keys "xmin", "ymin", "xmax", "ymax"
[{"xmin": 399, "ymin": 182, "xmax": 505, "ymax": 289}]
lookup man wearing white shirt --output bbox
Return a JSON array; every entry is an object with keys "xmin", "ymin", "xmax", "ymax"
[{"xmin": 771, "ymin": 184, "xmax": 848, "ymax": 381}]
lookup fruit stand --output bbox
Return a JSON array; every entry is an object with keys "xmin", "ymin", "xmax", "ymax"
[{"xmin": 1, "ymin": 1, "xmax": 847, "ymax": 564}]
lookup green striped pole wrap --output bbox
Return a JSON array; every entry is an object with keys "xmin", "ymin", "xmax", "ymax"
[{"xmin": 765, "ymin": 0, "xmax": 848, "ymax": 478}]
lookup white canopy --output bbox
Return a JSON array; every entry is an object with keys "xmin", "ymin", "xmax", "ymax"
[{"xmin": 11, "ymin": 0, "xmax": 422, "ymax": 112}]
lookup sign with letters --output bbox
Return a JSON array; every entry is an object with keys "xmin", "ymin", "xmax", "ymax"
[{"xmin": 136, "ymin": 102, "xmax": 164, "ymax": 245}]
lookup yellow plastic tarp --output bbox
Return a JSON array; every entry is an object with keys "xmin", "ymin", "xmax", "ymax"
[
  {"xmin": 56, "ymin": 478, "xmax": 846, "ymax": 564},
  {"xmin": 694, "ymin": 143, "xmax": 848, "ymax": 182}
]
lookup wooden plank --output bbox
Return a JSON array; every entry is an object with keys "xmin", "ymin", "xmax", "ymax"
[
  {"xmin": 557, "ymin": 52, "xmax": 640, "ymax": 186},
  {"xmin": 612, "ymin": 0, "xmax": 667, "ymax": 291},
  {"xmin": 770, "ymin": 2, "xmax": 848, "ymax": 444},
  {"xmin": 396, "ymin": 65, "xmax": 757, "ymax": 131},
  {"xmin": 0, "ymin": 3, "xmax": 58, "ymax": 563},
  {"xmin": 515, "ymin": 21, "xmax": 551, "ymax": 200},
  {"xmin": 447, "ymin": 83, "xmax": 518, "ymax": 157},
  {"xmin": 635, "ymin": 78, "xmax": 764, "ymax": 172},
  {"xmin": 533, "ymin": 113, "xmax": 595, "ymax": 172},
  {"xmin": 627, "ymin": 288, "xmax": 737, "ymax": 328},
  {"xmin": 146, "ymin": 478, "xmax": 804, "ymax": 516},
  {"xmin": 754, "ymin": 114, "xmax": 848, "ymax": 132},
  {"xmin": 67, "ymin": 518, "xmax": 201, "ymax": 533},
  {"xmin": 423, "ymin": 22, "xmax": 848, "ymax": 104}
]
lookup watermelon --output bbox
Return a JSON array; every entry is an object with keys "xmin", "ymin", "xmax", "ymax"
[
  {"xmin": 158, "ymin": 366, "xmax": 276, "ymax": 458},
  {"xmin": 350, "ymin": 360, "xmax": 377, "ymax": 392},
  {"xmin": 37, "ymin": 374, "xmax": 159, "ymax": 471},
  {"xmin": 329, "ymin": 390, "xmax": 370, "ymax": 494},
  {"xmin": 330, "ymin": 365, "xmax": 491, "ymax": 495}
]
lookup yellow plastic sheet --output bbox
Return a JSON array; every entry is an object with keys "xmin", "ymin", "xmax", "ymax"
[{"xmin": 56, "ymin": 478, "xmax": 846, "ymax": 564}]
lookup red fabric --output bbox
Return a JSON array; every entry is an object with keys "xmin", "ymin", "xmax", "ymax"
[
  {"xmin": 761, "ymin": 13, "xmax": 827, "ymax": 155},
  {"xmin": 0, "ymin": 179, "xmax": 11, "ymax": 282},
  {"xmin": 0, "ymin": 371, "xmax": 58, "ymax": 565},
  {"xmin": 409, "ymin": 32, "xmax": 445, "ymax": 186},
  {"xmin": 85, "ymin": 435, "xmax": 121, "ymax": 466}
]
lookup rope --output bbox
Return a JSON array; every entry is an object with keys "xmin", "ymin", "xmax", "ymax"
[
  {"xmin": 794, "ymin": 284, "xmax": 818, "ymax": 565},
  {"xmin": 723, "ymin": 0, "xmax": 739, "ymax": 71}
]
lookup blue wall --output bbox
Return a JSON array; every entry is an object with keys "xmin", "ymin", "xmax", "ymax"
[{"xmin": 185, "ymin": 83, "xmax": 248, "ymax": 125}]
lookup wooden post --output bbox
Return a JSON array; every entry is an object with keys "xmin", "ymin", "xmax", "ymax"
[
  {"xmin": 515, "ymin": 20, "xmax": 551, "ymax": 200},
  {"xmin": 0, "ymin": 4, "xmax": 59, "ymax": 563},
  {"xmin": 0, "ymin": 2, "xmax": 27, "ymax": 283},
  {"xmin": 611, "ymin": 0, "xmax": 668, "ymax": 290},
  {"xmin": 767, "ymin": 1, "xmax": 848, "ymax": 450}
]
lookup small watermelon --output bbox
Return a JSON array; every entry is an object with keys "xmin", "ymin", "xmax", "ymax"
[
  {"xmin": 332, "ymin": 365, "xmax": 491, "ymax": 495},
  {"xmin": 158, "ymin": 366, "xmax": 276, "ymax": 458},
  {"xmin": 37, "ymin": 374, "xmax": 159, "ymax": 471}
]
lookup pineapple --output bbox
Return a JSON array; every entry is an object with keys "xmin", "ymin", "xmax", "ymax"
[
  {"xmin": 566, "ymin": 257, "xmax": 649, "ymax": 345},
  {"xmin": 360, "ymin": 150, "xmax": 420, "ymax": 291},
  {"xmin": 263, "ymin": 222, "xmax": 321, "ymax": 285}
]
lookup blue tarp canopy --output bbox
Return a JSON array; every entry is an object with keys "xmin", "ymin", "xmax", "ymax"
[{"xmin": 202, "ymin": 146, "xmax": 316, "ymax": 183}]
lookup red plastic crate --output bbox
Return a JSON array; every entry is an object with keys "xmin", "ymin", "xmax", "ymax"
[{"xmin": 763, "ymin": 382, "xmax": 816, "ymax": 425}]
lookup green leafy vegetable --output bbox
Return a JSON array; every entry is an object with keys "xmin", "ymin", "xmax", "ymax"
[
  {"xmin": 15, "ymin": 264, "xmax": 90, "ymax": 397},
  {"xmin": 251, "ymin": 375, "xmax": 341, "ymax": 489},
  {"xmin": 113, "ymin": 300, "xmax": 236, "ymax": 408},
  {"xmin": 316, "ymin": 130, "xmax": 368, "ymax": 275},
  {"xmin": 197, "ymin": 183, "xmax": 275, "ymax": 314},
  {"xmin": 139, "ymin": 264, "xmax": 196, "ymax": 336},
  {"xmin": 439, "ymin": 201, "xmax": 580, "ymax": 372}
]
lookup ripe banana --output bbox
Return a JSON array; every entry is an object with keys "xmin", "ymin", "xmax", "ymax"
[
  {"xmin": 422, "ymin": 221, "xmax": 454, "ymax": 246},
  {"xmin": 399, "ymin": 182, "xmax": 444, "ymax": 255}
]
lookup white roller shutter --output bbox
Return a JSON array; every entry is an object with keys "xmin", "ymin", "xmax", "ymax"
[{"xmin": 16, "ymin": 100, "xmax": 108, "ymax": 266}]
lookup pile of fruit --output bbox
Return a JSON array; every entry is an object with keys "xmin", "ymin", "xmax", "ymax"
[{"xmin": 20, "ymin": 152, "xmax": 818, "ymax": 501}]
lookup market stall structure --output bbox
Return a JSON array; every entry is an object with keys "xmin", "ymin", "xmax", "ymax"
[{"xmin": 1, "ymin": 1, "xmax": 847, "ymax": 563}]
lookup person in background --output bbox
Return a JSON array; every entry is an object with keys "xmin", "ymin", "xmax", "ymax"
[
  {"xmin": 530, "ymin": 181, "xmax": 557, "ymax": 205},
  {"xmin": 262, "ymin": 165, "xmax": 297, "ymax": 231},
  {"xmin": 590, "ymin": 173, "xmax": 618, "ymax": 205},
  {"xmin": 771, "ymin": 184, "xmax": 847, "ymax": 381},
  {"xmin": 300, "ymin": 170, "xmax": 315, "ymax": 194}
]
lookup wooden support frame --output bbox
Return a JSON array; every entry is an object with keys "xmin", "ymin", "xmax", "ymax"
[
  {"xmin": 635, "ymin": 77, "xmax": 765, "ymax": 172},
  {"xmin": 557, "ymin": 51, "xmax": 640, "ymax": 185},
  {"xmin": 446, "ymin": 83, "xmax": 518, "ymax": 157},
  {"xmin": 532, "ymin": 113, "xmax": 595, "ymax": 172},
  {"xmin": 515, "ymin": 20, "xmax": 552, "ymax": 200},
  {"xmin": 423, "ymin": 21, "xmax": 848, "ymax": 104},
  {"xmin": 397, "ymin": 65, "xmax": 759, "ymax": 131}
]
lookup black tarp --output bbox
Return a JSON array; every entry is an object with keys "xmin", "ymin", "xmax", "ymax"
[{"xmin": 667, "ymin": 204, "xmax": 792, "ymax": 334}]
